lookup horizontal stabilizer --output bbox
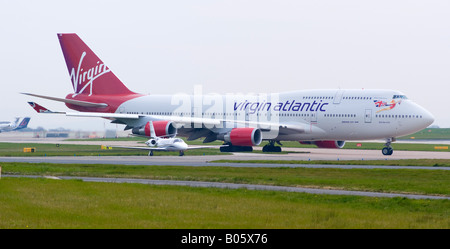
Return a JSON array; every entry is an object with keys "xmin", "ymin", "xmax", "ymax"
[
  {"xmin": 27, "ymin": 101, "xmax": 139, "ymax": 119},
  {"xmin": 28, "ymin": 102, "xmax": 60, "ymax": 113},
  {"xmin": 22, "ymin": 93, "xmax": 108, "ymax": 108}
]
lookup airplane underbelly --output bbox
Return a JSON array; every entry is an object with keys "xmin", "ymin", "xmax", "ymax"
[{"xmin": 311, "ymin": 119, "xmax": 400, "ymax": 140}]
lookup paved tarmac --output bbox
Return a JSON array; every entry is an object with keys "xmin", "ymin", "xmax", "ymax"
[{"xmin": 0, "ymin": 154, "xmax": 449, "ymax": 170}]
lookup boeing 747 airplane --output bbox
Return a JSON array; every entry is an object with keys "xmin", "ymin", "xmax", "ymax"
[{"xmin": 24, "ymin": 33, "xmax": 434, "ymax": 155}]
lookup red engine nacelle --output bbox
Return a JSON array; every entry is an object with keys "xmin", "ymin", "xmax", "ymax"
[
  {"xmin": 300, "ymin": 140, "xmax": 346, "ymax": 149},
  {"xmin": 223, "ymin": 128, "xmax": 262, "ymax": 146},
  {"xmin": 132, "ymin": 121, "xmax": 177, "ymax": 137}
]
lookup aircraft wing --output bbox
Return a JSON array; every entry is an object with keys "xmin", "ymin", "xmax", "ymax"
[
  {"xmin": 27, "ymin": 102, "xmax": 308, "ymax": 138},
  {"xmin": 184, "ymin": 145, "xmax": 228, "ymax": 150},
  {"xmin": 112, "ymin": 146, "xmax": 170, "ymax": 151},
  {"xmin": 112, "ymin": 145, "xmax": 226, "ymax": 151},
  {"xmin": 27, "ymin": 102, "xmax": 223, "ymax": 127},
  {"xmin": 65, "ymin": 112, "xmax": 139, "ymax": 119}
]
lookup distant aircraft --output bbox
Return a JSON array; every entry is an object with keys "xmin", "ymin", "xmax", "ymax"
[
  {"xmin": 0, "ymin": 117, "xmax": 31, "ymax": 133},
  {"xmin": 24, "ymin": 33, "xmax": 435, "ymax": 156}
]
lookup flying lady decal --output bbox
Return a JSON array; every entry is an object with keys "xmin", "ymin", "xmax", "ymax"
[{"xmin": 374, "ymin": 99, "xmax": 401, "ymax": 113}]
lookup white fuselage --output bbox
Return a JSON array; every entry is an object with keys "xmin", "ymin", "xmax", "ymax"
[
  {"xmin": 0, "ymin": 120, "xmax": 17, "ymax": 132},
  {"xmin": 116, "ymin": 89, "xmax": 434, "ymax": 142},
  {"xmin": 149, "ymin": 137, "xmax": 189, "ymax": 151},
  {"xmin": 0, "ymin": 123, "xmax": 14, "ymax": 131}
]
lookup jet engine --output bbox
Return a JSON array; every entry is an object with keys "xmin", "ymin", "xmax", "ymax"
[
  {"xmin": 132, "ymin": 120, "xmax": 177, "ymax": 137},
  {"xmin": 222, "ymin": 128, "xmax": 262, "ymax": 146},
  {"xmin": 145, "ymin": 139, "xmax": 157, "ymax": 147},
  {"xmin": 300, "ymin": 140, "xmax": 346, "ymax": 149}
]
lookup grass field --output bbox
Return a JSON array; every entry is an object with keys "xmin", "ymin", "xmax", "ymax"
[
  {"xmin": 1, "ymin": 135, "xmax": 449, "ymax": 229},
  {"xmin": 2, "ymin": 162, "xmax": 449, "ymax": 196},
  {"xmin": 1, "ymin": 177, "xmax": 448, "ymax": 229},
  {"xmin": 211, "ymin": 159, "xmax": 450, "ymax": 167},
  {"xmin": 398, "ymin": 128, "xmax": 450, "ymax": 140},
  {"xmin": 1, "ymin": 161, "xmax": 449, "ymax": 228}
]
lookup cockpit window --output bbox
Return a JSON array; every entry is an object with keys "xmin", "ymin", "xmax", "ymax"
[
  {"xmin": 393, "ymin": 95, "xmax": 408, "ymax": 99},
  {"xmin": 174, "ymin": 138, "xmax": 182, "ymax": 143}
]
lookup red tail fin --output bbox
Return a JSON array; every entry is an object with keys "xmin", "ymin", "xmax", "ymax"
[
  {"xmin": 58, "ymin": 33, "xmax": 135, "ymax": 96},
  {"xmin": 28, "ymin": 102, "xmax": 53, "ymax": 113}
]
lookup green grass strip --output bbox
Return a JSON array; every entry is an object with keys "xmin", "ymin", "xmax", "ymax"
[
  {"xmin": 211, "ymin": 159, "xmax": 450, "ymax": 167},
  {"xmin": 2, "ymin": 162, "xmax": 449, "ymax": 196},
  {"xmin": 0, "ymin": 177, "xmax": 448, "ymax": 228}
]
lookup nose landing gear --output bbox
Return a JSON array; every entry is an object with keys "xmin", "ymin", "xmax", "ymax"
[
  {"xmin": 382, "ymin": 138, "xmax": 395, "ymax": 156},
  {"xmin": 382, "ymin": 146, "xmax": 393, "ymax": 156}
]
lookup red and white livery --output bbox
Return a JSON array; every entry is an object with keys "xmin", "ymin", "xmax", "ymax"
[{"xmin": 25, "ymin": 33, "xmax": 435, "ymax": 155}]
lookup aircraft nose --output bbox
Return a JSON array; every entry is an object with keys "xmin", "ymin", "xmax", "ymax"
[
  {"xmin": 420, "ymin": 106, "xmax": 435, "ymax": 128},
  {"xmin": 180, "ymin": 142, "xmax": 188, "ymax": 150}
]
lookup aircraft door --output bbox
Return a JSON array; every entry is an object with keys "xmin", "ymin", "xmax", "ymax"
[
  {"xmin": 310, "ymin": 111, "xmax": 318, "ymax": 123},
  {"xmin": 365, "ymin": 109, "xmax": 372, "ymax": 123},
  {"xmin": 192, "ymin": 107, "xmax": 202, "ymax": 128},
  {"xmin": 333, "ymin": 90, "xmax": 345, "ymax": 104}
]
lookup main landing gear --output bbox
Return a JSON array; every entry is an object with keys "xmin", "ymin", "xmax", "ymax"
[
  {"xmin": 148, "ymin": 151, "xmax": 185, "ymax": 156},
  {"xmin": 262, "ymin": 141, "xmax": 282, "ymax": 152},
  {"xmin": 220, "ymin": 143, "xmax": 253, "ymax": 152},
  {"xmin": 382, "ymin": 138, "xmax": 395, "ymax": 156},
  {"xmin": 219, "ymin": 141, "xmax": 284, "ymax": 153}
]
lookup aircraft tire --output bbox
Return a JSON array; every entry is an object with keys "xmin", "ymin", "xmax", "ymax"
[
  {"xmin": 382, "ymin": 147, "xmax": 393, "ymax": 156},
  {"xmin": 262, "ymin": 144, "xmax": 282, "ymax": 152},
  {"xmin": 220, "ymin": 144, "xmax": 253, "ymax": 152}
]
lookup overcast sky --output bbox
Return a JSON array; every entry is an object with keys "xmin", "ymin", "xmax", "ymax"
[{"xmin": 1, "ymin": 0, "xmax": 449, "ymax": 131}]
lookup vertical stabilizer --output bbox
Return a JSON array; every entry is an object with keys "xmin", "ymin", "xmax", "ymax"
[
  {"xmin": 13, "ymin": 117, "xmax": 20, "ymax": 127},
  {"xmin": 58, "ymin": 33, "xmax": 135, "ymax": 96},
  {"xmin": 14, "ymin": 117, "xmax": 30, "ymax": 130},
  {"xmin": 148, "ymin": 121, "xmax": 157, "ymax": 138}
]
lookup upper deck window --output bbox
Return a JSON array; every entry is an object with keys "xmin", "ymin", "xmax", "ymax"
[{"xmin": 393, "ymin": 95, "xmax": 408, "ymax": 99}]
